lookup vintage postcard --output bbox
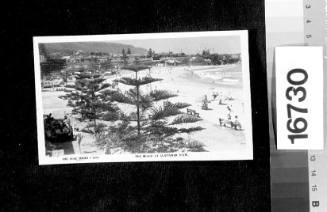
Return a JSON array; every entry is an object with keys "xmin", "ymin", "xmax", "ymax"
[{"xmin": 33, "ymin": 31, "xmax": 253, "ymax": 165}]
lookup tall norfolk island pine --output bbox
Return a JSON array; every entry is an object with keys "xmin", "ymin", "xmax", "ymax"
[
  {"xmin": 114, "ymin": 65, "xmax": 204, "ymax": 141},
  {"xmin": 114, "ymin": 65, "xmax": 162, "ymax": 135},
  {"xmin": 64, "ymin": 72, "xmax": 120, "ymax": 134}
]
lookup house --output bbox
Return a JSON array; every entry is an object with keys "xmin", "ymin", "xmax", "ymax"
[{"xmin": 40, "ymin": 54, "xmax": 47, "ymax": 63}]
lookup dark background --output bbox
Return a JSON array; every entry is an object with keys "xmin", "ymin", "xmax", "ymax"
[{"xmin": 3, "ymin": 0, "xmax": 270, "ymax": 211}]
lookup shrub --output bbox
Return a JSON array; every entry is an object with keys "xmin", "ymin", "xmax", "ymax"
[
  {"xmin": 102, "ymin": 112, "xmax": 119, "ymax": 121},
  {"xmin": 186, "ymin": 140, "xmax": 206, "ymax": 152}
]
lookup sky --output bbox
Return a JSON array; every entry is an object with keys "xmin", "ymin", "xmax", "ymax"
[{"xmin": 111, "ymin": 36, "xmax": 241, "ymax": 54}]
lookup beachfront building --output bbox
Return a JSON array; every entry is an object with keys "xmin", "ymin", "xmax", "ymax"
[{"xmin": 40, "ymin": 54, "xmax": 46, "ymax": 63}]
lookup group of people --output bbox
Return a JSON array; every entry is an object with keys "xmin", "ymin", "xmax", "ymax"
[
  {"xmin": 220, "ymin": 104, "xmax": 242, "ymax": 130},
  {"xmin": 227, "ymin": 105, "xmax": 240, "ymax": 123},
  {"xmin": 211, "ymin": 91, "xmax": 242, "ymax": 130}
]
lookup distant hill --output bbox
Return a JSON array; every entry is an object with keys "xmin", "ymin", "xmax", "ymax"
[{"xmin": 40, "ymin": 42, "xmax": 147, "ymax": 56}]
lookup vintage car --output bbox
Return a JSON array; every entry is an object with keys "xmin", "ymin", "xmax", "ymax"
[{"xmin": 44, "ymin": 114, "xmax": 74, "ymax": 143}]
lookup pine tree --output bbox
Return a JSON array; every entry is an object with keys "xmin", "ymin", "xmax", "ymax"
[
  {"xmin": 113, "ymin": 64, "xmax": 204, "ymax": 142},
  {"xmin": 63, "ymin": 72, "xmax": 120, "ymax": 134},
  {"xmin": 121, "ymin": 49, "xmax": 128, "ymax": 65},
  {"xmin": 113, "ymin": 65, "xmax": 162, "ymax": 135},
  {"xmin": 147, "ymin": 48, "xmax": 154, "ymax": 58}
]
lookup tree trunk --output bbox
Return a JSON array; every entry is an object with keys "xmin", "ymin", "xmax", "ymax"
[
  {"xmin": 91, "ymin": 87, "xmax": 97, "ymax": 131},
  {"xmin": 136, "ymin": 85, "xmax": 140, "ymax": 135},
  {"xmin": 136, "ymin": 71, "xmax": 140, "ymax": 135}
]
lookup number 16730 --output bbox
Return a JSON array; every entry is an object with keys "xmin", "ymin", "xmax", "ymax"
[{"xmin": 285, "ymin": 68, "xmax": 308, "ymax": 144}]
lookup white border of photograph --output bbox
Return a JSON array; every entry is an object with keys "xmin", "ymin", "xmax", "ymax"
[{"xmin": 33, "ymin": 30, "xmax": 253, "ymax": 165}]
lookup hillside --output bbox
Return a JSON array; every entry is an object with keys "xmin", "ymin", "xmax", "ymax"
[{"xmin": 41, "ymin": 42, "xmax": 147, "ymax": 56}]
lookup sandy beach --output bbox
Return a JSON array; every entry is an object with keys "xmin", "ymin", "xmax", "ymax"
[{"xmin": 134, "ymin": 64, "xmax": 247, "ymax": 152}]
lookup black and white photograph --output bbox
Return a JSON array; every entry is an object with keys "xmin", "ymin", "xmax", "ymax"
[{"xmin": 33, "ymin": 31, "xmax": 253, "ymax": 164}]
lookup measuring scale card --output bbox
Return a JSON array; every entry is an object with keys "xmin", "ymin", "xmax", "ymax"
[{"xmin": 266, "ymin": 0, "xmax": 327, "ymax": 211}]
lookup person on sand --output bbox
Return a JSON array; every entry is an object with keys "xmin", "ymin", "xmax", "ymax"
[
  {"xmin": 219, "ymin": 118, "xmax": 223, "ymax": 126},
  {"xmin": 234, "ymin": 115, "xmax": 241, "ymax": 130},
  {"xmin": 212, "ymin": 92, "xmax": 218, "ymax": 100},
  {"xmin": 227, "ymin": 112, "xmax": 231, "ymax": 121},
  {"xmin": 227, "ymin": 105, "xmax": 231, "ymax": 112},
  {"xmin": 202, "ymin": 95, "xmax": 209, "ymax": 110},
  {"xmin": 227, "ymin": 104, "xmax": 233, "ymax": 112},
  {"xmin": 204, "ymin": 95, "xmax": 208, "ymax": 102}
]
